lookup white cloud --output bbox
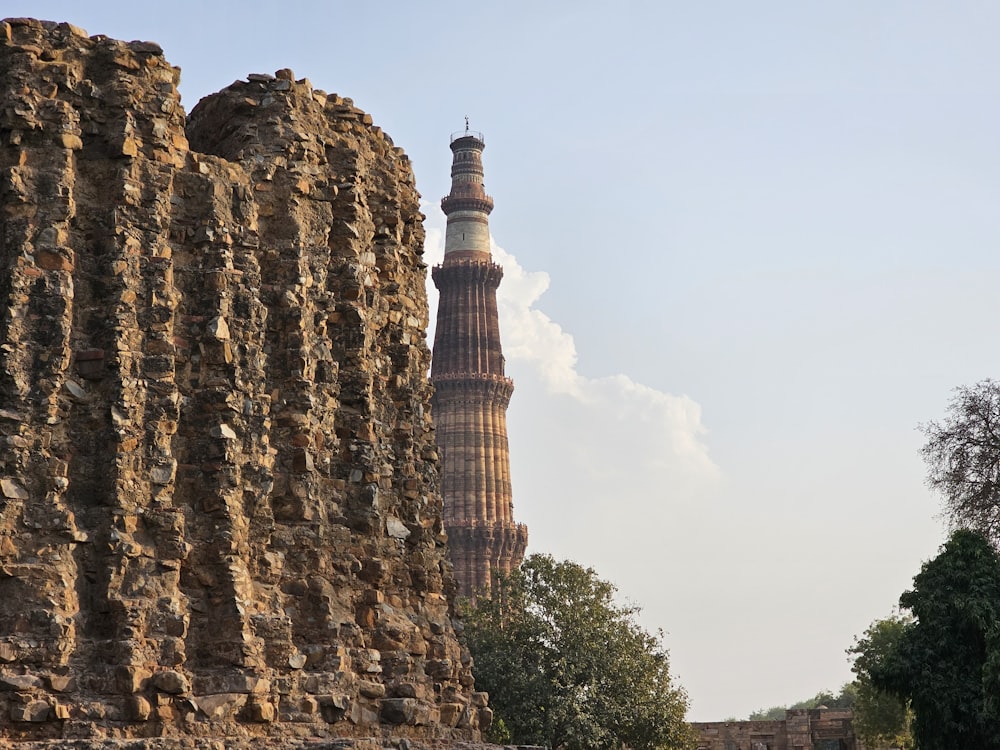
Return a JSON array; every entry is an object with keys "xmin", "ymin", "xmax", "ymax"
[
  {"xmin": 422, "ymin": 202, "xmax": 718, "ymax": 501},
  {"xmin": 491, "ymin": 243, "xmax": 715, "ymax": 478},
  {"xmin": 491, "ymin": 246, "xmax": 582, "ymax": 398}
]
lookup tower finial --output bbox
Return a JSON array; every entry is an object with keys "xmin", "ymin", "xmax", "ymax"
[{"xmin": 464, "ymin": 115, "xmax": 469, "ymax": 133}]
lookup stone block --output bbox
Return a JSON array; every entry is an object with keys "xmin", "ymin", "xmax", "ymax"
[
  {"xmin": 477, "ymin": 706, "xmax": 494, "ymax": 730},
  {"xmin": 126, "ymin": 695, "xmax": 151, "ymax": 721},
  {"xmin": 152, "ymin": 670, "xmax": 189, "ymax": 695},
  {"xmin": 58, "ymin": 132, "xmax": 82, "ymax": 150},
  {"xmin": 357, "ymin": 680, "xmax": 385, "ymax": 699},
  {"xmin": 380, "ymin": 697, "xmax": 417, "ymax": 725},
  {"xmin": 0, "ymin": 673, "xmax": 42, "ymax": 691},
  {"xmin": 35, "ymin": 246, "xmax": 74, "ymax": 273},
  {"xmin": 317, "ymin": 693, "xmax": 349, "ymax": 723},
  {"xmin": 439, "ymin": 701, "xmax": 464, "ymax": 727},
  {"xmin": 195, "ymin": 692, "xmax": 247, "ymax": 719},
  {"xmin": 46, "ymin": 674, "xmax": 75, "ymax": 692},
  {"xmin": 0, "ymin": 478, "xmax": 28, "ymax": 499},
  {"xmin": 11, "ymin": 700, "xmax": 50, "ymax": 722},
  {"xmin": 246, "ymin": 699, "xmax": 275, "ymax": 723}
]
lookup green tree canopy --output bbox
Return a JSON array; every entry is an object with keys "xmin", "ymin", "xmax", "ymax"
[
  {"xmin": 870, "ymin": 529, "xmax": 1000, "ymax": 749},
  {"xmin": 747, "ymin": 685, "xmax": 855, "ymax": 721},
  {"xmin": 921, "ymin": 379, "xmax": 1000, "ymax": 542},
  {"xmin": 847, "ymin": 614, "xmax": 913, "ymax": 749},
  {"xmin": 462, "ymin": 554, "xmax": 693, "ymax": 750}
]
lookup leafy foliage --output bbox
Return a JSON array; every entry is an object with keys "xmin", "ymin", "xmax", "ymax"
[
  {"xmin": 848, "ymin": 614, "xmax": 914, "ymax": 749},
  {"xmin": 485, "ymin": 716, "xmax": 512, "ymax": 744},
  {"xmin": 921, "ymin": 379, "xmax": 1000, "ymax": 542},
  {"xmin": 747, "ymin": 685, "xmax": 855, "ymax": 721},
  {"xmin": 869, "ymin": 530, "xmax": 1000, "ymax": 749},
  {"xmin": 462, "ymin": 554, "xmax": 694, "ymax": 750},
  {"xmin": 747, "ymin": 705, "xmax": 788, "ymax": 721}
]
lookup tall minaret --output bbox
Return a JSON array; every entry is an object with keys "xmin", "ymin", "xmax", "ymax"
[{"xmin": 431, "ymin": 125, "xmax": 528, "ymax": 597}]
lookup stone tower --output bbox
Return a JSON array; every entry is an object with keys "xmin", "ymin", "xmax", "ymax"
[{"xmin": 430, "ymin": 128, "xmax": 528, "ymax": 597}]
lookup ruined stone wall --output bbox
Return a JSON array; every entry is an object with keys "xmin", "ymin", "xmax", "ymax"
[
  {"xmin": 0, "ymin": 17, "xmax": 489, "ymax": 745},
  {"xmin": 692, "ymin": 708, "xmax": 863, "ymax": 750}
]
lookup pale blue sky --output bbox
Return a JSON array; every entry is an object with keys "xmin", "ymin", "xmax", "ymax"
[{"xmin": 9, "ymin": 1, "xmax": 1000, "ymax": 720}]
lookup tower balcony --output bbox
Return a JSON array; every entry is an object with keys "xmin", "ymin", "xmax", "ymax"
[
  {"xmin": 430, "ymin": 372, "xmax": 515, "ymax": 405},
  {"xmin": 451, "ymin": 130, "xmax": 485, "ymax": 145},
  {"xmin": 441, "ymin": 193, "xmax": 494, "ymax": 215}
]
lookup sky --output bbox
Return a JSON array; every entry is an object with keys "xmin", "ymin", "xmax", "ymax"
[{"xmin": 9, "ymin": 0, "xmax": 1000, "ymax": 721}]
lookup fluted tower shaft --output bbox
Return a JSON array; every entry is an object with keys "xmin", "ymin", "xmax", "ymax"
[{"xmin": 431, "ymin": 131, "xmax": 528, "ymax": 597}]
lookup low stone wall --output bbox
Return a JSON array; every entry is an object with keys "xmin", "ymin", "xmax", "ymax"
[
  {"xmin": 692, "ymin": 708, "xmax": 860, "ymax": 750},
  {"xmin": 0, "ymin": 741, "xmax": 522, "ymax": 750}
]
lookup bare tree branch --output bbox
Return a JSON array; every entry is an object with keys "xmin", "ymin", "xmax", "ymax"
[{"xmin": 921, "ymin": 380, "xmax": 1000, "ymax": 544}]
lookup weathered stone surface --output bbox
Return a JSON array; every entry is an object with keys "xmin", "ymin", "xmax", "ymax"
[
  {"xmin": 11, "ymin": 699, "xmax": 50, "ymax": 722},
  {"xmin": 0, "ymin": 741, "xmax": 508, "ymax": 750},
  {"xmin": 151, "ymin": 670, "xmax": 189, "ymax": 695},
  {"xmin": 45, "ymin": 674, "xmax": 73, "ymax": 693},
  {"xmin": 125, "ymin": 695, "xmax": 152, "ymax": 721},
  {"xmin": 0, "ymin": 478, "xmax": 28, "ymax": 499},
  {"xmin": 0, "ymin": 673, "xmax": 43, "ymax": 691},
  {"xmin": 194, "ymin": 692, "xmax": 247, "ymax": 719},
  {"xmin": 693, "ymin": 707, "xmax": 861, "ymax": 750},
  {"xmin": 0, "ymin": 16, "xmax": 482, "ymax": 746},
  {"xmin": 380, "ymin": 697, "xmax": 418, "ymax": 725}
]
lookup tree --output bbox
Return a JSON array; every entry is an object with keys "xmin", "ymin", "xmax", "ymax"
[
  {"xmin": 921, "ymin": 379, "xmax": 1000, "ymax": 542},
  {"xmin": 847, "ymin": 614, "xmax": 913, "ymax": 749},
  {"xmin": 461, "ymin": 554, "xmax": 694, "ymax": 750},
  {"xmin": 869, "ymin": 530, "xmax": 1000, "ymax": 749},
  {"xmin": 747, "ymin": 685, "xmax": 855, "ymax": 721},
  {"xmin": 747, "ymin": 705, "xmax": 788, "ymax": 721}
]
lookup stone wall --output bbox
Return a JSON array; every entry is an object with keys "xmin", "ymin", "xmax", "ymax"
[
  {"xmin": 692, "ymin": 708, "xmax": 862, "ymax": 750},
  {"xmin": 0, "ymin": 17, "xmax": 488, "ymax": 745}
]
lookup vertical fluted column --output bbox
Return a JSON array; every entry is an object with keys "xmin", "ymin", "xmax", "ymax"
[{"xmin": 430, "ymin": 130, "xmax": 528, "ymax": 597}]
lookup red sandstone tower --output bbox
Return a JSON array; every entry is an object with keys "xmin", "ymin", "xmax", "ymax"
[{"xmin": 431, "ymin": 127, "xmax": 528, "ymax": 597}]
